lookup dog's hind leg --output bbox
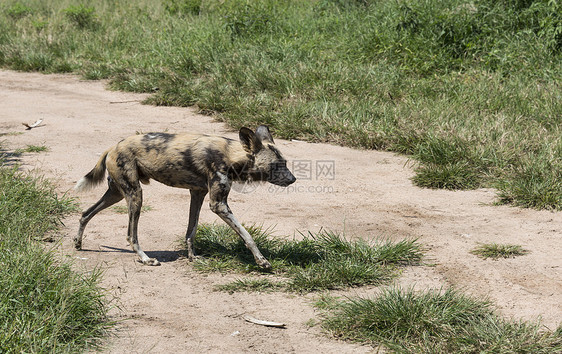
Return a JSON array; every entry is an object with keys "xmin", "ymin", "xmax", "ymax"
[
  {"xmin": 185, "ymin": 190, "xmax": 207, "ymax": 261},
  {"xmin": 125, "ymin": 186, "xmax": 160, "ymax": 266},
  {"xmin": 75, "ymin": 179, "xmax": 123, "ymax": 250},
  {"xmin": 208, "ymin": 173, "xmax": 271, "ymax": 269}
]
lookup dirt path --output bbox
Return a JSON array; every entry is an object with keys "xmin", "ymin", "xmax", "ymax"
[{"xmin": 1, "ymin": 70, "xmax": 560, "ymax": 352}]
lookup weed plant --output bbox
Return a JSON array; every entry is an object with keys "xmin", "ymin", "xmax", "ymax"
[
  {"xmin": 318, "ymin": 288, "xmax": 562, "ymax": 352},
  {"xmin": 471, "ymin": 243, "xmax": 528, "ymax": 259},
  {"xmin": 1, "ymin": 0, "xmax": 561, "ymax": 208},
  {"xmin": 13, "ymin": 144, "xmax": 48, "ymax": 155},
  {"xmin": 0, "ymin": 166, "xmax": 112, "ymax": 352},
  {"xmin": 191, "ymin": 223, "xmax": 422, "ymax": 292},
  {"xmin": 111, "ymin": 204, "xmax": 153, "ymax": 214}
]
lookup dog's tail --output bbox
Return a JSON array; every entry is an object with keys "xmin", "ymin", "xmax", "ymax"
[{"xmin": 75, "ymin": 148, "xmax": 112, "ymax": 192}]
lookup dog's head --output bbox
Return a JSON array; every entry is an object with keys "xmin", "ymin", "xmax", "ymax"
[{"xmin": 239, "ymin": 125, "xmax": 296, "ymax": 187}]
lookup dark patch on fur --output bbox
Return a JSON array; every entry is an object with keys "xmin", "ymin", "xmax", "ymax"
[
  {"xmin": 142, "ymin": 133, "xmax": 175, "ymax": 154},
  {"xmin": 227, "ymin": 155, "xmax": 254, "ymax": 181},
  {"xmin": 232, "ymin": 168, "xmax": 267, "ymax": 182},
  {"xmin": 113, "ymin": 154, "xmax": 137, "ymax": 194},
  {"xmin": 212, "ymin": 181, "xmax": 230, "ymax": 196},
  {"xmin": 267, "ymin": 145, "xmax": 284, "ymax": 160},
  {"xmin": 269, "ymin": 161, "xmax": 286, "ymax": 178},
  {"xmin": 118, "ymin": 176, "xmax": 135, "ymax": 195},
  {"xmin": 180, "ymin": 149, "xmax": 198, "ymax": 172},
  {"xmin": 151, "ymin": 158, "xmax": 207, "ymax": 190},
  {"xmin": 116, "ymin": 153, "xmax": 128, "ymax": 170},
  {"xmin": 138, "ymin": 168, "xmax": 150, "ymax": 183},
  {"xmin": 204, "ymin": 147, "xmax": 227, "ymax": 172}
]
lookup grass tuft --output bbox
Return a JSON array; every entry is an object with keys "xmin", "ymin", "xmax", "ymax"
[
  {"xmin": 215, "ymin": 278, "xmax": 286, "ymax": 293},
  {"xmin": 6, "ymin": 3, "xmax": 33, "ymax": 20},
  {"xmin": 470, "ymin": 243, "xmax": 528, "ymax": 259},
  {"xmin": 318, "ymin": 287, "xmax": 562, "ymax": 352},
  {"xmin": 63, "ymin": 4, "xmax": 98, "ymax": 30},
  {"xmin": 111, "ymin": 204, "xmax": 153, "ymax": 214},
  {"xmin": 413, "ymin": 161, "xmax": 482, "ymax": 190},
  {"xmin": 190, "ymin": 223, "xmax": 423, "ymax": 292},
  {"xmin": 14, "ymin": 144, "xmax": 49, "ymax": 155}
]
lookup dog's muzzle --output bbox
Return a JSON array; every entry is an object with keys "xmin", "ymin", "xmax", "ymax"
[{"xmin": 270, "ymin": 170, "xmax": 296, "ymax": 187}]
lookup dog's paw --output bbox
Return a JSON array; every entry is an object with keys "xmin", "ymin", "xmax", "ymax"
[
  {"xmin": 187, "ymin": 255, "xmax": 202, "ymax": 262},
  {"xmin": 73, "ymin": 240, "xmax": 82, "ymax": 250},
  {"xmin": 143, "ymin": 258, "xmax": 161, "ymax": 266},
  {"xmin": 257, "ymin": 259, "xmax": 272, "ymax": 270}
]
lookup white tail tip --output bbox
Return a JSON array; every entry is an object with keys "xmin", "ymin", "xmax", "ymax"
[{"xmin": 74, "ymin": 176, "xmax": 92, "ymax": 192}]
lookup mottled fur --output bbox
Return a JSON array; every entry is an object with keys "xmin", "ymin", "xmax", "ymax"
[{"xmin": 75, "ymin": 126, "xmax": 295, "ymax": 268}]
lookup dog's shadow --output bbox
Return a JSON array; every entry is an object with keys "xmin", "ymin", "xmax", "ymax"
[{"xmin": 81, "ymin": 245, "xmax": 181, "ymax": 263}]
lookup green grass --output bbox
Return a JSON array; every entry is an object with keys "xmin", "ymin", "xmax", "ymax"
[
  {"xmin": 471, "ymin": 243, "xmax": 529, "ymax": 259},
  {"xmin": 23, "ymin": 144, "xmax": 48, "ymax": 152},
  {"xmin": 190, "ymin": 223, "xmax": 423, "ymax": 292},
  {"xmin": 0, "ymin": 132, "xmax": 23, "ymax": 137},
  {"xmin": 1, "ymin": 0, "xmax": 561, "ymax": 209},
  {"xmin": 317, "ymin": 288, "xmax": 562, "ymax": 352},
  {"xmin": 111, "ymin": 204, "xmax": 153, "ymax": 214},
  {"xmin": 13, "ymin": 144, "xmax": 48, "ymax": 155},
  {"xmin": 216, "ymin": 278, "xmax": 286, "ymax": 293},
  {"xmin": 192, "ymin": 227, "xmax": 558, "ymax": 351},
  {"xmin": 0, "ymin": 165, "xmax": 112, "ymax": 352}
]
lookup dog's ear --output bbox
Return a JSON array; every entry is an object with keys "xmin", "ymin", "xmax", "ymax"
[
  {"xmin": 239, "ymin": 127, "xmax": 263, "ymax": 153},
  {"xmin": 255, "ymin": 125, "xmax": 274, "ymax": 144}
]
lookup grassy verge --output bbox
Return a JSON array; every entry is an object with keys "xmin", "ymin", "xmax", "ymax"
[
  {"xmin": 0, "ymin": 166, "xmax": 112, "ymax": 352},
  {"xmin": 190, "ymin": 223, "xmax": 423, "ymax": 292},
  {"xmin": 317, "ymin": 288, "xmax": 562, "ymax": 352},
  {"xmin": 1, "ymin": 0, "xmax": 561, "ymax": 209}
]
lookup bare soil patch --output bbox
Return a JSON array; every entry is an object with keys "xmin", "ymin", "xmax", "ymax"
[{"xmin": 1, "ymin": 70, "xmax": 560, "ymax": 352}]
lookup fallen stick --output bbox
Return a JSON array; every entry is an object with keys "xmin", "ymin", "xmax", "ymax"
[
  {"xmin": 109, "ymin": 100, "xmax": 142, "ymax": 104},
  {"xmin": 22, "ymin": 119, "xmax": 43, "ymax": 130},
  {"xmin": 243, "ymin": 315, "xmax": 286, "ymax": 328}
]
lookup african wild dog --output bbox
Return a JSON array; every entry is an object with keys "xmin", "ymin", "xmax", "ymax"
[{"xmin": 74, "ymin": 125, "xmax": 296, "ymax": 269}]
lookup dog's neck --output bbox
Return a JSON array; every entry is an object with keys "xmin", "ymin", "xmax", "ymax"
[{"xmin": 224, "ymin": 142, "xmax": 257, "ymax": 181}]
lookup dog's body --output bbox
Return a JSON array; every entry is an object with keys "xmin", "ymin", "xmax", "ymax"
[{"xmin": 74, "ymin": 125, "xmax": 296, "ymax": 269}]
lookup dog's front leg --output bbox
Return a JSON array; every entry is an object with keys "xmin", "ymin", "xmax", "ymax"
[
  {"xmin": 185, "ymin": 189, "xmax": 207, "ymax": 260},
  {"xmin": 208, "ymin": 173, "xmax": 272, "ymax": 269}
]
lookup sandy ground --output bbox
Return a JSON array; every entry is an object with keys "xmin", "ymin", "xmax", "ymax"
[{"xmin": 1, "ymin": 70, "xmax": 560, "ymax": 352}]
